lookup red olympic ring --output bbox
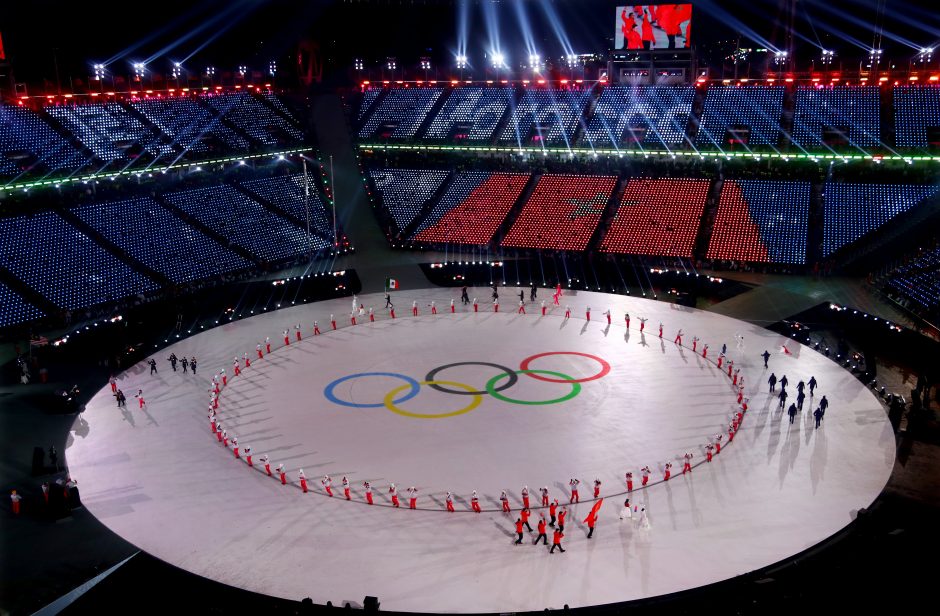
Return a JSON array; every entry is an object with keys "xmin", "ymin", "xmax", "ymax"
[{"xmin": 519, "ymin": 352, "xmax": 611, "ymax": 384}]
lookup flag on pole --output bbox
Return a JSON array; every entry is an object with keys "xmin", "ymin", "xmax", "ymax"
[{"xmin": 385, "ymin": 278, "xmax": 399, "ymax": 290}]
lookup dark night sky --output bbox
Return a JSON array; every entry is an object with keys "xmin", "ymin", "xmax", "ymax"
[{"xmin": 2, "ymin": 0, "xmax": 938, "ymax": 83}]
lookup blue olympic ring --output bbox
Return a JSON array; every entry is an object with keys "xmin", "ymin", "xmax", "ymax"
[{"xmin": 324, "ymin": 372, "xmax": 421, "ymax": 408}]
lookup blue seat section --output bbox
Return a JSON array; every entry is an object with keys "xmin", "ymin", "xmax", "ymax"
[
  {"xmin": 358, "ymin": 88, "xmax": 443, "ymax": 139},
  {"xmin": 888, "ymin": 248, "xmax": 940, "ymax": 312},
  {"xmin": 423, "ymin": 88, "xmax": 513, "ymax": 142},
  {"xmin": 583, "ymin": 85, "xmax": 694, "ymax": 149},
  {"xmin": 0, "ymin": 104, "xmax": 90, "ymax": 176},
  {"xmin": 411, "ymin": 171, "xmax": 491, "ymax": 236},
  {"xmin": 205, "ymin": 93, "xmax": 304, "ymax": 145},
  {"xmin": 45, "ymin": 102, "xmax": 173, "ymax": 161},
  {"xmin": 822, "ymin": 183, "xmax": 940, "ymax": 257},
  {"xmin": 0, "ymin": 211, "xmax": 158, "ymax": 309},
  {"xmin": 260, "ymin": 92, "xmax": 301, "ymax": 124},
  {"xmin": 358, "ymin": 89, "xmax": 383, "ymax": 121},
  {"xmin": 368, "ymin": 168, "xmax": 449, "ymax": 232},
  {"xmin": 791, "ymin": 86, "xmax": 880, "ymax": 150},
  {"xmin": 239, "ymin": 174, "xmax": 335, "ymax": 241},
  {"xmin": 737, "ymin": 180, "xmax": 811, "ymax": 264},
  {"xmin": 696, "ymin": 86, "xmax": 785, "ymax": 147},
  {"xmin": 0, "ymin": 282, "xmax": 45, "ymax": 328},
  {"xmin": 163, "ymin": 185, "xmax": 329, "ymax": 260},
  {"xmin": 131, "ymin": 97, "xmax": 250, "ymax": 153},
  {"xmin": 498, "ymin": 89, "xmax": 591, "ymax": 146},
  {"xmin": 894, "ymin": 86, "xmax": 940, "ymax": 149},
  {"xmin": 73, "ymin": 197, "xmax": 252, "ymax": 283}
]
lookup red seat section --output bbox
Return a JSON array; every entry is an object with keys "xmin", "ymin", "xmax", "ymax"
[
  {"xmin": 705, "ymin": 181, "xmax": 769, "ymax": 262},
  {"xmin": 501, "ymin": 174, "xmax": 618, "ymax": 251},
  {"xmin": 413, "ymin": 172, "xmax": 530, "ymax": 245},
  {"xmin": 599, "ymin": 177, "xmax": 710, "ymax": 257}
]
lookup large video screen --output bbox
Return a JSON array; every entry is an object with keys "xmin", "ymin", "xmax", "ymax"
[{"xmin": 615, "ymin": 5, "xmax": 693, "ymax": 50}]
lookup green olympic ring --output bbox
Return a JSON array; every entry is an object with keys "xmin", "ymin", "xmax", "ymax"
[{"xmin": 485, "ymin": 369, "xmax": 581, "ymax": 405}]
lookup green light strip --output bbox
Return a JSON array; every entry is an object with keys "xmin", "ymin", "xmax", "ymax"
[
  {"xmin": 357, "ymin": 143, "xmax": 940, "ymax": 164},
  {"xmin": 0, "ymin": 147, "xmax": 315, "ymax": 193}
]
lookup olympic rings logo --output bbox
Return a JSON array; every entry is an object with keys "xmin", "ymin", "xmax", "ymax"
[{"xmin": 323, "ymin": 352, "xmax": 611, "ymax": 419}]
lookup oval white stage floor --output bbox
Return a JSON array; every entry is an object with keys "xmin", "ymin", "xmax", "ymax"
[{"xmin": 67, "ymin": 289, "xmax": 895, "ymax": 613}]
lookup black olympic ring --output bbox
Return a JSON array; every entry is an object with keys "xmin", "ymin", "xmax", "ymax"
[{"xmin": 424, "ymin": 362, "xmax": 520, "ymax": 396}]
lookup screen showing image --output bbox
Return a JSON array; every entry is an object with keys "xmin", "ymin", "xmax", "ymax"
[{"xmin": 615, "ymin": 4, "xmax": 693, "ymax": 50}]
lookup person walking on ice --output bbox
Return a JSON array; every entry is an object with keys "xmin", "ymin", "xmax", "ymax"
[
  {"xmin": 295, "ymin": 324, "xmax": 302, "ymax": 342},
  {"xmin": 265, "ymin": 337, "xmax": 271, "ymax": 354},
  {"xmin": 471, "ymin": 491, "xmax": 481, "ymax": 513},
  {"xmin": 540, "ymin": 486, "xmax": 549, "ymax": 506},
  {"xmin": 625, "ymin": 472, "xmax": 634, "ymax": 492},
  {"xmin": 593, "ymin": 478, "xmax": 602, "ymax": 498},
  {"xmin": 148, "ymin": 358, "xmax": 157, "ymax": 375},
  {"xmin": 569, "ymin": 478, "xmax": 580, "ymax": 503},
  {"xmin": 541, "ymin": 300, "xmax": 547, "ymax": 316},
  {"xmin": 322, "ymin": 475, "xmax": 334, "ymax": 497},
  {"xmin": 518, "ymin": 300, "xmax": 526, "ymax": 314},
  {"xmin": 389, "ymin": 483, "xmax": 400, "ymax": 507},
  {"xmin": 342, "ymin": 477, "xmax": 351, "ymax": 500},
  {"xmin": 674, "ymin": 329, "xmax": 683, "ymax": 345},
  {"xmin": 663, "ymin": 462, "xmax": 673, "ymax": 481},
  {"xmin": 135, "ymin": 389, "xmax": 145, "ymax": 409},
  {"xmin": 430, "ymin": 301, "xmax": 437, "ymax": 315},
  {"xmin": 604, "ymin": 309, "xmax": 611, "ymax": 325},
  {"xmin": 620, "ymin": 498, "xmax": 632, "ymax": 520},
  {"xmin": 641, "ymin": 466, "xmax": 651, "ymax": 486},
  {"xmin": 521, "ymin": 486, "xmax": 530, "ymax": 509},
  {"xmin": 278, "ymin": 464, "xmax": 286, "ymax": 485},
  {"xmin": 299, "ymin": 469, "xmax": 308, "ymax": 493},
  {"xmin": 521, "ymin": 507, "xmax": 533, "ymax": 531},
  {"xmin": 261, "ymin": 454, "xmax": 271, "ymax": 476},
  {"xmin": 550, "ymin": 529, "xmax": 565, "ymax": 553},
  {"xmin": 586, "ymin": 306, "xmax": 591, "ymax": 321},
  {"xmin": 364, "ymin": 481, "xmax": 374, "ymax": 505},
  {"xmin": 761, "ymin": 350, "xmax": 771, "ymax": 368},
  {"xmin": 450, "ymin": 299, "xmax": 455, "ymax": 313},
  {"xmin": 331, "ymin": 315, "xmax": 336, "ymax": 330},
  {"xmin": 808, "ymin": 376, "xmax": 818, "ymax": 395},
  {"xmin": 534, "ymin": 515, "xmax": 548, "ymax": 545},
  {"xmin": 564, "ymin": 305, "xmax": 571, "ymax": 319},
  {"xmin": 313, "ymin": 321, "xmax": 321, "ymax": 335},
  {"xmin": 514, "ymin": 518, "xmax": 525, "ymax": 545},
  {"xmin": 257, "ymin": 343, "xmax": 263, "ymax": 360},
  {"xmin": 283, "ymin": 329, "xmax": 290, "ymax": 346},
  {"xmin": 625, "ymin": 312, "xmax": 631, "ymax": 329},
  {"xmin": 819, "ymin": 395, "xmax": 829, "ymax": 414},
  {"xmin": 683, "ymin": 452, "xmax": 693, "ymax": 474},
  {"xmin": 445, "ymin": 491, "xmax": 455, "ymax": 512},
  {"xmin": 408, "ymin": 486, "xmax": 418, "ymax": 509},
  {"xmin": 658, "ymin": 322, "xmax": 663, "ymax": 338},
  {"xmin": 768, "ymin": 372, "xmax": 777, "ymax": 392},
  {"xmin": 369, "ymin": 307, "xmax": 375, "ymax": 322},
  {"xmin": 549, "ymin": 499, "xmax": 558, "ymax": 527},
  {"xmin": 813, "ymin": 406, "xmax": 824, "ymax": 429},
  {"xmin": 638, "ymin": 317, "xmax": 648, "ymax": 333}
]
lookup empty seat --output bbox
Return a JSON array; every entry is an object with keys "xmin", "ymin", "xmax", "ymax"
[
  {"xmin": 791, "ymin": 86, "xmax": 880, "ymax": 150},
  {"xmin": 583, "ymin": 85, "xmax": 694, "ymax": 149},
  {"xmin": 368, "ymin": 168, "xmax": 449, "ymax": 233},
  {"xmin": 359, "ymin": 89, "xmax": 443, "ymax": 140},
  {"xmin": 423, "ymin": 87, "xmax": 513, "ymax": 142},
  {"xmin": 696, "ymin": 86, "xmax": 784, "ymax": 147},
  {"xmin": 498, "ymin": 89, "xmax": 591, "ymax": 147},
  {"xmin": 0, "ymin": 282, "xmax": 45, "ymax": 328}
]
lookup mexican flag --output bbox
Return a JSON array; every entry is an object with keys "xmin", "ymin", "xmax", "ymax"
[{"xmin": 385, "ymin": 278, "xmax": 400, "ymax": 290}]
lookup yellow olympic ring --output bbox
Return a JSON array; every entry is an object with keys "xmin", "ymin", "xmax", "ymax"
[{"xmin": 384, "ymin": 380, "xmax": 483, "ymax": 419}]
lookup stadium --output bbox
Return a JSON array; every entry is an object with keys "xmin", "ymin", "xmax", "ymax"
[{"xmin": 1, "ymin": 0, "xmax": 938, "ymax": 614}]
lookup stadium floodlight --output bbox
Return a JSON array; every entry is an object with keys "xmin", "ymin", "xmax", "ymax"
[
  {"xmin": 491, "ymin": 52, "xmax": 506, "ymax": 68},
  {"xmin": 916, "ymin": 47, "xmax": 934, "ymax": 64},
  {"xmin": 353, "ymin": 58, "xmax": 364, "ymax": 71},
  {"xmin": 385, "ymin": 57, "xmax": 397, "ymax": 71},
  {"xmin": 420, "ymin": 57, "xmax": 432, "ymax": 71},
  {"xmin": 820, "ymin": 49, "xmax": 835, "ymax": 66},
  {"xmin": 133, "ymin": 62, "xmax": 145, "ymax": 78},
  {"xmin": 455, "ymin": 54, "xmax": 468, "ymax": 69},
  {"xmin": 171, "ymin": 62, "xmax": 182, "ymax": 79},
  {"xmin": 773, "ymin": 50, "xmax": 788, "ymax": 66},
  {"xmin": 565, "ymin": 54, "xmax": 578, "ymax": 68},
  {"xmin": 269, "ymin": 60, "xmax": 277, "ymax": 75},
  {"xmin": 206, "ymin": 66, "xmax": 216, "ymax": 77},
  {"xmin": 238, "ymin": 65, "xmax": 247, "ymax": 76},
  {"xmin": 93, "ymin": 63, "xmax": 105, "ymax": 80},
  {"xmin": 529, "ymin": 53, "xmax": 540, "ymax": 67}
]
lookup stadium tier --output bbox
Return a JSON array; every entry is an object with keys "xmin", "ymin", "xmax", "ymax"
[
  {"xmin": 423, "ymin": 87, "xmax": 514, "ymax": 142},
  {"xmin": 368, "ymin": 168, "xmax": 450, "ymax": 233},
  {"xmin": 599, "ymin": 177, "xmax": 710, "ymax": 257},
  {"xmin": 791, "ymin": 86, "xmax": 880, "ymax": 150},
  {"xmin": 888, "ymin": 247, "xmax": 940, "ymax": 313},
  {"xmin": 706, "ymin": 180, "xmax": 810, "ymax": 264},
  {"xmin": 239, "ymin": 174, "xmax": 336, "ymax": 241},
  {"xmin": 582, "ymin": 85, "xmax": 694, "ymax": 149},
  {"xmin": 501, "ymin": 174, "xmax": 618, "ymax": 251},
  {"xmin": 0, "ymin": 104, "xmax": 90, "ymax": 176},
  {"xmin": 358, "ymin": 88, "xmax": 443, "ymax": 140},
  {"xmin": 73, "ymin": 197, "xmax": 253, "ymax": 284},
  {"xmin": 0, "ymin": 281, "xmax": 45, "ymax": 328},
  {"xmin": 894, "ymin": 86, "xmax": 940, "ymax": 149},
  {"xmin": 358, "ymin": 89, "xmax": 384, "ymax": 121},
  {"xmin": 204, "ymin": 92, "xmax": 304, "ymax": 146},
  {"xmin": 162, "ymin": 184, "xmax": 329, "ymax": 261},
  {"xmin": 131, "ymin": 97, "xmax": 250, "ymax": 153},
  {"xmin": 822, "ymin": 183, "xmax": 940, "ymax": 257},
  {"xmin": 696, "ymin": 86, "xmax": 785, "ymax": 148},
  {"xmin": 45, "ymin": 102, "xmax": 174, "ymax": 162},
  {"xmin": 497, "ymin": 89, "xmax": 591, "ymax": 147},
  {"xmin": 411, "ymin": 171, "xmax": 530, "ymax": 244},
  {"xmin": 0, "ymin": 211, "xmax": 159, "ymax": 310}
]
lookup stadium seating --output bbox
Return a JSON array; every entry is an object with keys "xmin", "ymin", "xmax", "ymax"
[
  {"xmin": 73, "ymin": 197, "xmax": 252, "ymax": 284},
  {"xmin": 706, "ymin": 180, "xmax": 810, "ymax": 264},
  {"xmin": 696, "ymin": 86, "xmax": 785, "ymax": 147},
  {"xmin": 132, "ymin": 97, "xmax": 250, "ymax": 153},
  {"xmin": 888, "ymin": 247, "xmax": 940, "ymax": 312},
  {"xmin": 205, "ymin": 92, "xmax": 304, "ymax": 145},
  {"xmin": 498, "ymin": 89, "xmax": 590, "ymax": 147},
  {"xmin": 501, "ymin": 174, "xmax": 617, "ymax": 250},
  {"xmin": 260, "ymin": 92, "xmax": 300, "ymax": 123},
  {"xmin": 822, "ymin": 183, "xmax": 940, "ymax": 257},
  {"xmin": 358, "ymin": 89, "xmax": 383, "ymax": 121},
  {"xmin": 0, "ymin": 282, "xmax": 45, "ymax": 328},
  {"xmin": 791, "ymin": 86, "xmax": 880, "ymax": 150},
  {"xmin": 411, "ymin": 171, "xmax": 530, "ymax": 244},
  {"xmin": 599, "ymin": 177, "xmax": 710, "ymax": 256},
  {"xmin": 0, "ymin": 211, "xmax": 158, "ymax": 309},
  {"xmin": 368, "ymin": 168, "xmax": 450, "ymax": 233},
  {"xmin": 583, "ymin": 85, "xmax": 694, "ymax": 149},
  {"xmin": 163, "ymin": 185, "xmax": 329, "ymax": 261},
  {"xmin": 0, "ymin": 104, "xmax": 89, "ymax": 176},
  {"xmin": 423, "ymin": 87, "xmax": 514, "ymax": 142},
  {"xmin": 894, "ymin": 85, "xmax": 940, "ymax": 149},
  {"xmin": 358, "ymin": 88, "xmax": 443, "ymax": 140},
  {"xmin": 239, "ymin": 174, "xmax": 336, "ymax": 240},
  {"xmin": 45, "ymin": 102, "xmax": 173, "ymax": 161}
]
